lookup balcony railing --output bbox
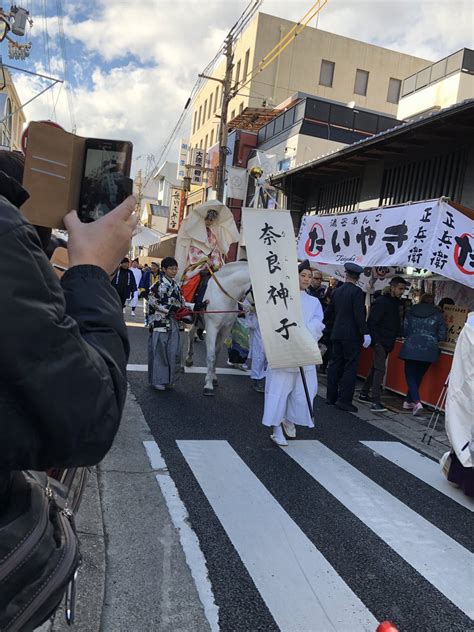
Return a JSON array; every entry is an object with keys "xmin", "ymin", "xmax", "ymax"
[{"xmin": 401, "ymin": 48, "xmax": 474, "ymax": 99}]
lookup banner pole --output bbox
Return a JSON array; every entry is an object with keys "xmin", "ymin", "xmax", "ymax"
[{"xmin": 299, "ymin": 367, "xmax": 314, "ymax": 422}]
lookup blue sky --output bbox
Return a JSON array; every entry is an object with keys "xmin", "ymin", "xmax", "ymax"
[{"xmin": 8, "ymin": 0, "xmax": 474, "ymax": 176}]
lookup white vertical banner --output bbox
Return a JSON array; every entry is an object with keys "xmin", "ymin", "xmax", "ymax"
[
  {"xmin": 177, "ymin": 139, "xmax": 189, "ymax": 181},
  {"xmin": 226, "ymin": 166, "xmax": 248, "ymax": 200},
  {"xmin": 242, "ymin": 208, "xmax": 321, "ymax": 369}
]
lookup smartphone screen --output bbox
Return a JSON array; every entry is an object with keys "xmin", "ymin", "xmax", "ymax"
[{"xmin": 78, "ymin": 139, "xmax": 133, "ymax": 222}]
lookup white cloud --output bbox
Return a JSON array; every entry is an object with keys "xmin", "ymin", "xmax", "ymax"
[{"xmin": 12, "ymin": 0, "xmax": 474, "ymax": 176}]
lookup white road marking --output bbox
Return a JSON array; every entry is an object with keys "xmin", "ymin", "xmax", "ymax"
[
  {"xmin": 142, "ymin": 441, "xmax": 219, "ymax": 632},
  {"xmin": 178, "ymin": 440, "xmax": 377, "ymax": 632},
  {"xmin": 361, "ymin": 441, "xmax": 474, "ymax": 512},
  {"xmin": 127, "ymin": 364, "xmax": 249, "ymax": 376},
  {"xmin": 285, "ymin": 441, "xmax": 474, "ymax": 619}
]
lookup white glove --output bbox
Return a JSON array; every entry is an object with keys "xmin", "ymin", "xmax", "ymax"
[{"xmin": 363, "ymin": 334, "xmax": 371, "ymax": 348}]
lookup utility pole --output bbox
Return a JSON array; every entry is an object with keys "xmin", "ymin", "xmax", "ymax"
[{"xmin": 216, "ymin": 34, "xmax": 234, "ymax": 203}]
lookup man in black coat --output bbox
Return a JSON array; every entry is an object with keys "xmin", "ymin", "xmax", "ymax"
[
  {"xmin": 326, "ymin": 263, "xmax": 371, "ymax": 412},
  {"xmin": 111, "ymin": 257, "xmax": 137, "ymax": 308},
  {"xmin": 358, "ymin": 277, "xmax": 407, "ymax": 411},
  {"xmin": 0, "ymin": 152, "xmax": 137, "ymax": 499}
]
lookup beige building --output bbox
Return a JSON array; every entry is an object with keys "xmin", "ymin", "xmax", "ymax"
[
  {"xmin": 0, "ymin": 67, "xmax": 26, "ymax": 150},
  {"xmin": 189, "ymin": 12, "xmax": 431, "ymax": 154}
]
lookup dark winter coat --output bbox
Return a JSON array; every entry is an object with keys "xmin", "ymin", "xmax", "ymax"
[
  {"xmin": 368, "ymin": 294, "xmax": 402, "ymax": 352},
  {"xmin": 0, "ymin": 176, "xmax": 129, "ymax": 508},
  {"xmin": 399, "ymin": 303, "xmax": 447, "ymax": 363},
  {"xmin": 326, "ymin": 282, "xmax": 369, "ymax": 341},
  {"xmin": 111, "ymin": 267, "xmax": 137, "ymax": 304}
]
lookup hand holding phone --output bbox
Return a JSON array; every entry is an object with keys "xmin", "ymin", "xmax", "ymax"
[
  {"xmin": 78, "ymin": 138, "xmax": 133, "ymax": 223},
  {"xmin": 64, "ymin": 196, "xmax": 138, "ymax": 275}
]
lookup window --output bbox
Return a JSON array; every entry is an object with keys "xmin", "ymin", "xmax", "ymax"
[
  {"xmin": 193, "ymin": 111, "xmax": 197, "ymax": 134},
  {"xmin": 203, "ymin": 99, "xmax": 207, "ymax": 123},
  {"xmin": 354, "ymin": 69, "xmax": 369, "ymax": 96},
  {"xmin": 243, "ymin": 49, "xmax": 250, "ymax": 80},
  {"xmin": 210, "ymin": 129, "xmax": 214, "ymax": 146},
  {"xmin": 198, "ymin": 105, "xmax": 202, "ymax": 129},
  {"xmin": 208, "ymin": 93, "xmax": 213, "ymax": 119},
  {"xmin": 387, "ymin": 78, "xmax": 401, "ymax": 104},
  {"xmin": 214, "ymin": 86, "xmax": 220, "ymax": 112},
  {"xmin": 234, "ymin": 59, "xmax": 241, "ymax": 88},
  {"xmin": 319, "ymin": 60, "xmax": 335, "ymax": 87},
  {"xmin": 230, "ymin": 109, "xmax": 235, "ymax": 121},
  {"xmin": 205, "ymin": 134, "xmax": 208, "ymax": 151},
  {"xmin": 239, "ymin": 101, "xmax": 244, "ymax": 114},
  {"xmin": 199, "ymin": 139, "xmax": 203, "ymax": 148}
]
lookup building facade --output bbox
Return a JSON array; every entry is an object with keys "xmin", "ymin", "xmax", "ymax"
[
  {"xmin": 0, "ymin": 67, "xmax": 26, "ymax": 151},
  {"xmin": 189, "ymin": 12, "xmax": 431, "ymax": 155}
]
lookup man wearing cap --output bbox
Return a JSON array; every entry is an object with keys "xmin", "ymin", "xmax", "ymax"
[
  {"xmin": 111, "ymin": 257, "xmax": 137, "ymax": 310},
  {"xmin": 326, "ymin": 262, "xmax": 371, "ymax": 412}
]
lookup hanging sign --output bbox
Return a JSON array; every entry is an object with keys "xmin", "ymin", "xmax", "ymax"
[
  {"xmin": 242, "ymin": 208, "xmax": 321, "ymax": 369},
  {"xmin": 297, "ymin": 200, "xmax": 474, "ymax": 288},
  {"xmin": 167, "ymin": 187, "xmax": 185, "ymax": 233},
  {"xmin": 176, "ymin": 138, "xmax": 189, "ymax": 181}
]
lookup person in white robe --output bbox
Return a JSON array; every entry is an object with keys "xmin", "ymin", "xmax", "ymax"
[
  {"xmin": 244, "ymin": 292, "xmax": 267, "ymax": 392},
  {"xmin": 444, "ymin": 312, "xmax": 474, "ymax": 496},
  {"xmin": 262, "ymin": 260, "xmax": 325, "ymax": 446}
]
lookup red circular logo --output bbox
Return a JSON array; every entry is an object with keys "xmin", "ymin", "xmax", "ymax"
[
  {"xmin": 454, "ymin": 232, "xmax": 474, "ymax": 275},
  {"xmin": 305, "ymin": 222, "xmax": 325, "ymax": 257}
]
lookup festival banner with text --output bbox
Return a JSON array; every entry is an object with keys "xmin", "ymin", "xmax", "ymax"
[
  {"xmin": 242, "ymin": 208, "xmax": 322, "ymax": 369},
  {"xmin": 297, "ymin": 200, "xmax": 474, "ymax": 289}
]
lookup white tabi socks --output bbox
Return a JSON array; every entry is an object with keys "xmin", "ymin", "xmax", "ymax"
[{"xmin": 271, "ymin": 424, "xmax": 288, "ymax": 447}]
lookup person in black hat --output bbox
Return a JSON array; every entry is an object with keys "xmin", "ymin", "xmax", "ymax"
[
  {"xmin": 111, "ymin": 257, "xmax": 137, "ymax": 310},
  {"xmin": 325, "ymin": 262, "xmax": 371, "ymax": 412}
]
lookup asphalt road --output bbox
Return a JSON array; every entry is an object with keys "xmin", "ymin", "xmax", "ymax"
[{"xmin": 125, "ymin": 317, "xmax": 473, "ymax": 632}]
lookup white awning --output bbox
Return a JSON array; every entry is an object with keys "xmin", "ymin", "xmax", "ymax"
[{"xmin": 132, "ymin": 227, "xmax": 164, "ymax": 248}]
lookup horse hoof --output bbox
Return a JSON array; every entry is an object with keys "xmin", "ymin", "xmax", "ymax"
[
  {"xmin": 213, "ymin": 379, "xmax": 218, "ymax": 387},
  {"xmin": 185, "ymin": 358, "xmax": 193, "ymax": 367},
  {"xmin": 203, "ymin": 388, "xmax": 214, "ymax": 396}
]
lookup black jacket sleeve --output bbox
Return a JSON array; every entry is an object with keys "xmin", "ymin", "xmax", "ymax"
[
  {"xmin": 367, "ymin": 298, "xmax": 384, "ymax": 342},
  {"xmin": 352, "ymin": 287, "xmax": 369, "ymax": 336},
  {"xmin": 1, "ymin": 207, "xmax": 129, "ymax": 471}
]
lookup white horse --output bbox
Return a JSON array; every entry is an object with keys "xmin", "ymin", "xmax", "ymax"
[{"xmin": 185, "ymin": 261, "xmax": 251, "ymax": 395}]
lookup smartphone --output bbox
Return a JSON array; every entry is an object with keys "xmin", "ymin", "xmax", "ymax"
[{"xmin": 78, "ymin": 138, "xmax": 133, "ymax": 222}]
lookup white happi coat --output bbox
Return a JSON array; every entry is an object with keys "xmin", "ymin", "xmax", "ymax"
[
  {"xmin": 244, "ymin": 299, "xmax": 266, "ymax": 380},
  {"xmin": 129, "ymin": 267, "xmax": 142, "ymax": 308},
  {"xmin": 262, "ymin": 292, "xmax": 325, "ymax": 428},
  {"xmin": 445, "ymin": 313, "xmax": 474, "ymax": 468}
]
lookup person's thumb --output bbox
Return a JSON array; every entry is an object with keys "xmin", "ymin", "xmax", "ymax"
[{"xmin": 63, "ymin": 210, "xmax": 81, "ymax": 233}]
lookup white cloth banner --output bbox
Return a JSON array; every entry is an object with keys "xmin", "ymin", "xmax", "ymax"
[
  {"xmin": 297, "ymin": 200, "xmax": 474, "ymax": 289},
  {"xmin": 242, "ymin": 208, "xmax": 321, "ymax": 369},
  {"xmin": 226, "ymin": 166, "xmax": 249, "ymax": 201}
]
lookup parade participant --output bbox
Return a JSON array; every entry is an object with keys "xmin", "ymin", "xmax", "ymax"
[
  {"xmin": 244, "ymin": 291, "xmax": 266, "ymax": 392},
  {"xmin": 139, "ymin": 261, "xmax": 160, "ymax": 326},
  {"xmin": 307, "ymin": 268, "xmax": 326, "ymax": 304},
  {"xmin": 326, "ymin": 262, "xmax": 371, "ymax": 412},
  {"xmin": 399, "ymin": 293, "xmax": 447, "ymax": 416},
  {"xmin": 261, "ymin": 260, "xmax": 324, "ymax": 446},
  {"xmin": 358, "ymin": 276, "xmax": 407, "ymax": 412},
  {"xmin": 111, "ymin": 257, "xmax": 137, "ymax": 309},
  {"xmin": 148, "ymin": 257, "xmax": 190, "ymax": 391},
  {"xmin": 175, "ymin": 200, "xmax": 239, "ymax": 303},
  {"xmin": 128, "ymin": 258, "xmax": 142, "ymax": 317},
  {"xmin": 444, "ymin": 313, "xmax": 474, "ymax": 497}
]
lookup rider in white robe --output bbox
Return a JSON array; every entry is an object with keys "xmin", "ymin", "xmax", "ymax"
[{"xmin": 262, "ymin": 261, "xmax": 324, "ymax": 444}]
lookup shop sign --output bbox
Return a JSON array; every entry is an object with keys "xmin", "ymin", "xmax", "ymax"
[
  {"xmin": 443, "ymin": 305, "xmax": 468, "ymax": 345},
  {"xmin": 176, "ymin": 138, "xmax": 189, "ymax": 181},
  {"xmin": 242, "ymin": 208, "xmax": 321, "ymax": 369},
  {"xmin": 297, "ymin": 200, "xmax": 474, "ymax": 289},
  {"xmin": 167, "ymin": 187, "xmax": 185, "ymax": 233}
]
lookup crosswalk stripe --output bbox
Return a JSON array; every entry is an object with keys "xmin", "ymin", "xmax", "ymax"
[
  {"xmin": 285, "ymin": 441, "xmax": 474, "ymax": 619},
  {"xmin": 361, "ymin": 441, "xmax": 474, "ymax": 512},
  {"xmin": 127, "ymin": 364, "xmax": 249, "ymax": 376},
  {"xmin": 178, "ymin": 440, "xmax": 378, "ymax": 632}
]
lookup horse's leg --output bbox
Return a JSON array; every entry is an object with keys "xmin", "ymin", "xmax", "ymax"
[
  {"xmin": 185, "ymin": 321, "xmax": 196, "ymax": 367},
  {"xmin": 204, "ymin": 321, "xmax": 217, "ymax": 395}
]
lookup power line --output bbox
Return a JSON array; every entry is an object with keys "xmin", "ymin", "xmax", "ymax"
[
  {"xmin": 233, "ymin": 0, "xmax": 329, "ymax": 97},
  {"xmin": 56, "ymin": 0, "xmax": 76, "ymax": 132},
  {"xmin": 143, "ymin": 0, "xmax": 262, "ymax": 188}
]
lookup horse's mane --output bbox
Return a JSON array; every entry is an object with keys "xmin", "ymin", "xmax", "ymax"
[{"xmin": 215, "ymin": 261, "xmax": 248, "ymax": 278}]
